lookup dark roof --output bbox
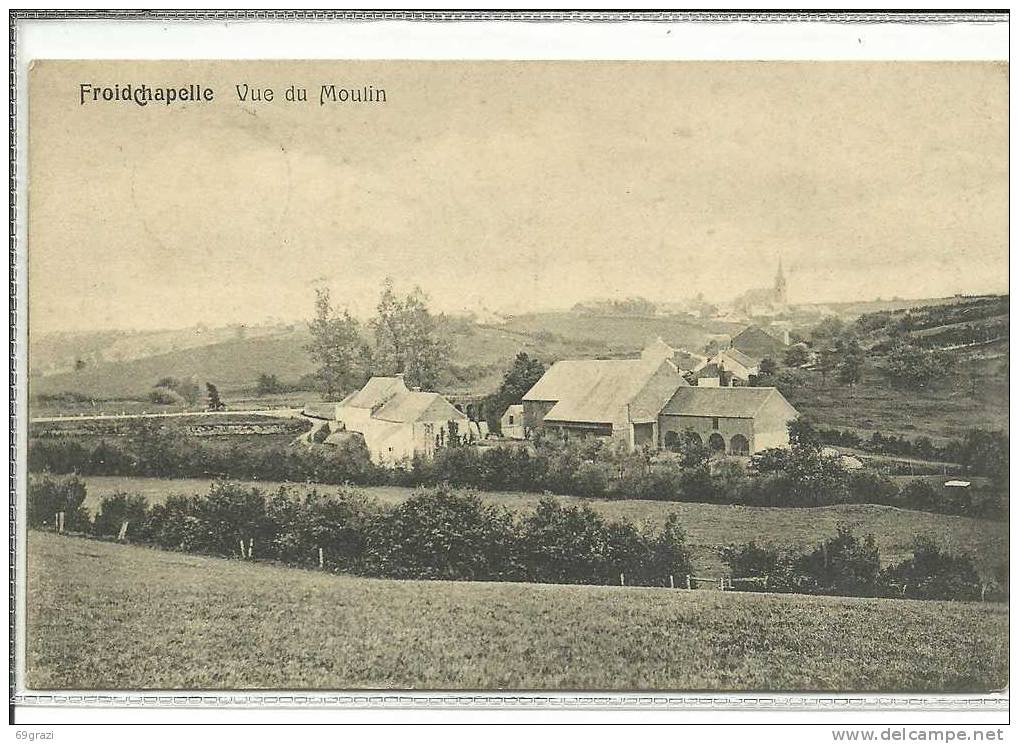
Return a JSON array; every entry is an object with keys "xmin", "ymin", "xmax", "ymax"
[
  {"xmin": 718, "ymin": 347, "xmax": 758, "ymax": 369},
  {"xmin": 731, "ymin": 325, "xmax": 786, "ymax": 360},
  {"xmin": 661, "ymin": 386, "xmax": 790, "ymax": 419}
]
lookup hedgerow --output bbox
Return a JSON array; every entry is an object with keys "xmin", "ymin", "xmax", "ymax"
[
  {"xmin": 28, "ymin": 476, "xmax": 693, "ymax": 588},
  {"xmin": 26, "ymin": 419, "xmax": 1007, "ymax": 520},
  {"xmin": 722, "ymin": 525, "xmax": 989, "ymax": 602}
]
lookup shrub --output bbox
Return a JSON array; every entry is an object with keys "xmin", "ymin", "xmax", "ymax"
[
  {"xmin": 136, "ymin": 494, "xmax": 199, "ymax": 550},
  {"xmin": 796, "ymin": 524, "xmax": 881, "ymax": 596},
  {"xmin": 366, "ymin": 488, "xmax": 521, "ymax": 581},
  {"xmin": 721, "ymin": 540, "xmax": 797, "ymax": 592},
  {"xmin": 847, "ymin": 471, "xmax": 900, "ymax": 506},
  {"xmin": 148, "ymin": 387, "xmax": 185, "ymax": 406},
  {"xmin": 518, "ymin": 498, "xmax": 613, "ymax": 585},
  {"xmin": 27, "ymin": 475, "xmax": 91, "ymax": 532},
  {"xmin": 899, "ymin": 480, "xmax": 940, "ymax": 512},
  {"xmin": 190, "ymin": 483, "xmax": 274, "ymax": 557},
  {"xmin": 311, "ymin": 422, "xmax": 332, "ymax": 444},
  {"xmin": 92, "ymin": 492, "xmax": 149, "ymax": 537},
  {"xmin": 880, "ymin": 534, "xmax": 982, "ymax": 601},
  {"xmin": 271, "ymin": 486, "xmax": 380, "ymax": 570}
]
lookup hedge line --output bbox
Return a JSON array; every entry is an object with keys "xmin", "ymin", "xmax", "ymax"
[
  {"xmin": 30, "ymin": 475, "xmax": 998, "ymax": 602},
  {"xmin": 29, "ymin": 475, "xmax": 693, "ymax": 587},
  {"xmin": 27, "ymin": 424, "xmax": 1007, "ymax": 520},
  {"xmin": 722, "ymin": 526, "xmax": 999, "ymax": 602}
]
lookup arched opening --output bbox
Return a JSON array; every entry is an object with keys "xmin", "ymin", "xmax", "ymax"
[
  {"xmin": 707, "ymin": 433, "xmax": 726, "ymax": 454},
  {"xmin": 683, "ymin": 431, "xmax": 703, "ymax": 448},
  {"xmin": 730, "ymin": 434, "xmax": 750, "ymax": 457}
]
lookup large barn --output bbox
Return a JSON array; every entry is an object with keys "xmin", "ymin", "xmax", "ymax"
[
  {"xmin": 522, "ymin": 358, "xmax": 687, "ymax": 449},
  {"xmin": 658, "ymin": 386, "xmax": 799, "ymax": 456},
  {"xmin": 522, "ymin": 352, "xmax": 799, "ymax": 454}
]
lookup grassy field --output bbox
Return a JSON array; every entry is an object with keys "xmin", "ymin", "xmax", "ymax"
[
  {"xmin": 78, "ymin": 476, "xmax": 1008, "ymax": 578},
  {"xmin": 26, "ymin": 531, "xmax": 1007, "ymax": 691},
  {"xmin": 785, "ymin": 347, "xmax": 1008, "ymax": 444}
]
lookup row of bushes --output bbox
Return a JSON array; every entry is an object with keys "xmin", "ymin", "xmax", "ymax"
[
  {"xmin": 815, "ymin": 426, "xmax": 1008, "ymax": 479},
  {"xmin": 26, "ymin": 423, "xmax": 1007, "ymax": 520},
  {"xmin": 30, "ymin": 475, "xmax": 998, "ymax": 602},
  {"xmin": 722, "ymin": 526, "xmax": 1000, "ymax": 602},
  {"xmin": 28, "ymin": 476, "xmax": 693, "ymax": 586}
]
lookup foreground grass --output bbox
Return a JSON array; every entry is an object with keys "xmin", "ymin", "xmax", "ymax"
[
  {"xmin": 80, "ymin": 476, "xmax": 1008, "ymax": 577},
  {"xmin": 27, "ymin": 531, "xmax": 1007, "ymax": 692}
]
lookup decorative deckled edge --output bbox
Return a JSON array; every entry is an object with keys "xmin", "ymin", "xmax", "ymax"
[
  {"xmin": 9, "ymin": 9, "xmax": 19, "ymax": 708},
  {"xmin": 4, "ymin": 10, "xmax": 1012, "ymax": 24},
  {"xmin": 7, "ymin": 9, "xmax": 1011, "ymax": 712},
  {"xmin": 9, "ymin": 694, "xmax": 1010, "ymax": 710}
]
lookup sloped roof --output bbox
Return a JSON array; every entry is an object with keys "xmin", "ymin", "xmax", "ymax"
[
  {"xmin": 526, "ymin": 358, "xmax": 682, "ymax": 425},
  {"xmin": 718, "ymin": 347, "xmax": 758, "ymax": 369},
  {"xmin": 373, "ymin": 391, "xmax": 467, "ymax": 424},
  {"xmin": 661, "ymin": 386, "xmax": 786, "ymax": 419},
  {"xmin": 732, "ymin": 325, "xmax": 786, "ymax": 360},
  {"xmin": 628, "ymin": 364, "xmax": 688, "ymax": 423},
  {"xmin": 344, "ymin": 376, "xmax": 407, "ymax": 409},
  {"xmin": 670, "ymin": 349, "xmax": 705, "ymax": 372}
]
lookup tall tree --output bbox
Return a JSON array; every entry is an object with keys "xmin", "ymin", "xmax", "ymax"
[
  {"xmin": 835, "ymin": 333, "xmax": 865, "ymax": 387},
  {"xmin": 485, "ymin": 352, "xmax": 547, "ymax": 432},
  {"xmin": 305, "ymin": 287, "xmax": 364, "ymax": 399},
  {"xmin": 369, "ymin": 278, "xmax": 448, "ymax": 390}
]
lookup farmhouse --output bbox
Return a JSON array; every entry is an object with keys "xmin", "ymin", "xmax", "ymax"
[
  {"xmin": 522, "ymin": 358, "xmax": 687, "ymax": 448},
  {"xmin": 694, "ymin": 347, "xmax": 759, "ymax": 386},
  {"xmin": 326, "ymin": 375, "xmax": 469, "ymax": 465},
  {"xmin": 659, "ymin": 386, "xmax": 798, "ymax": 456}
]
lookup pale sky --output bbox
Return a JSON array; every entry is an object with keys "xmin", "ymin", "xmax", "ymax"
[{"xmin": 29, "ymin": 60, "xmax": 1008, "ymax": 333}]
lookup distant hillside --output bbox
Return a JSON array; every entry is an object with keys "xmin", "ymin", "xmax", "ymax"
[
  {"xmin": 498, "ymin": 312, "xmax": 741, "ymax": 355},
  {"xmin": 30, "ymin": 323, "xmax": 297, "ymax": 377},
  {"xmin": 783, "ymin": 295, "xmax": 1009, "ymax": 442},
  {"xmin": 797, "ymin": 294, "xmax": 999, "ymax": 319},
  {"xmin": 30, "ymin": 331, "xmax": 317, "ymax": 400},
  {"xmin": 29, "ymin": 318, "xmax": 603, "ymax": 402}
]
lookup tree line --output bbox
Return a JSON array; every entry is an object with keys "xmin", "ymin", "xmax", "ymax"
[
  {"xmin": 29, "ymin": 475, "xmax": 998, "ymax": 602},
  {"xmin": 26, "ymin": 418, "xmax": 1007, "ymax": 520}
]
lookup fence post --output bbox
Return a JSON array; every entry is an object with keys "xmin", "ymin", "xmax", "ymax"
[
  {"xmin": 981, "ymin": 584, "xmax": 987, "ymax": 602},
  {"xmin": 620, "ymin": 573, "xmax": 625, "ymax": 587},
  {"xmin": 764, "ymin": 575, "xmax": 770, "ymax": 590},
  {"xmin": 118, "ymin": 521, "xmax": 129, "ymax": 541},
  {"xmin": 318, "ymin": 547, "xmax": 324, "ymax": 569},
  {"xmin": 686, "ymin": 574, "xmax": 692, "ymax": 590},
  {"xmin": 901, "ymin": 584, "xmax": 907, "ymax": 597},
  {"xmin": 58, "ymin": 512, "xmax": 65, "ymax": 533},
  {"xmin": 669, "ymin": 574, "xmax": 674, "ymax": 589},
  {"xmin": 239, "ymin": 539, "xmax": 245, "ymax": 558},
  {"xmin": 248, "ymin": 538, "xmax": 254, "ymax": 559}
]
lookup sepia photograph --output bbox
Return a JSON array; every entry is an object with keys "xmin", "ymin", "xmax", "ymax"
[{"xmin": 9, "ymin": 11, "xmax": 1010, "ymax": 725}]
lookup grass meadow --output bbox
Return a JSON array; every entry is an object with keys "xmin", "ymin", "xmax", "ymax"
[
  {"xmin": 79, "ymin": 475, "xmax": 1008, "ymax": 578},
  {"xmin": 26, "ymin": 531, "xmax": 1007, "ymax": 691}
]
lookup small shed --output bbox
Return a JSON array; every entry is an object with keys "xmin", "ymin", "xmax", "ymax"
[{"xmin": 501, "ymin": 404, "xmax": 525, "ymax": 440}]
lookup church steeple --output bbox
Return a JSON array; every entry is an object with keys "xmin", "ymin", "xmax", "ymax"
[{"xmin": 774, "ymin": 257, "xmax": 788, "ymax": 305}]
